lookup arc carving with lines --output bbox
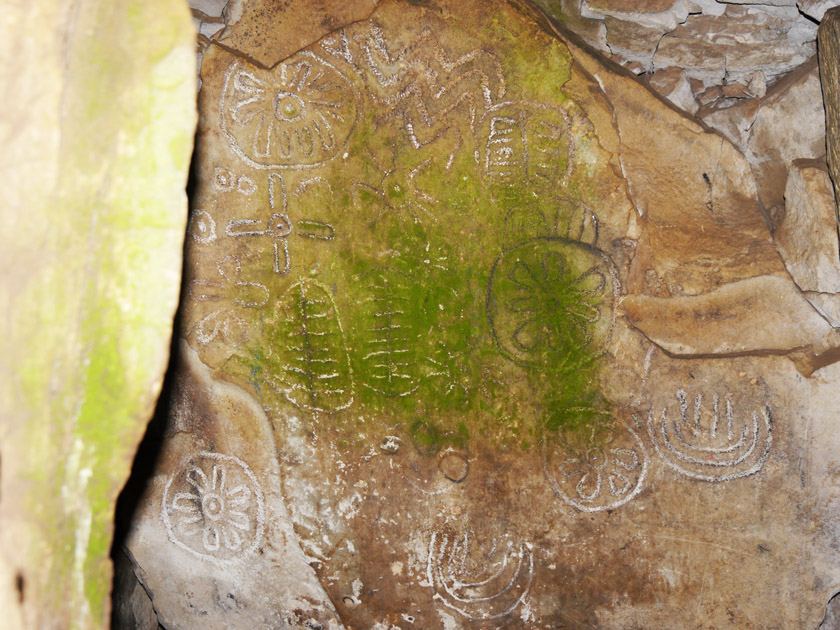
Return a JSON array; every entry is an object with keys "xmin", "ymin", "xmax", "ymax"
[
  {"xmin": 646, "ymin": 389, "xmax": 773, "ymax": 482},
  {"xmin": 267, "ymin": 278, "xmax": 354, "ymax": 413},
  {"xmin": 220, "ymin": 52, "xmax": 358, "ymax": 169},
  {"xmin": 426, "ymin": 530, "xmax": 534, "ymax": 621}
]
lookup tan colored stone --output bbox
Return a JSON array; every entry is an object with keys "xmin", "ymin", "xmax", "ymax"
[
  {"xmin": 218, "ymin": 0, "xmax": 377, "ymax": 68},
  {"xmin": 648, "ymin": 67, "xmax": 700, "ymax": 114},
  {"xmin": 774, "ymin": 159, "xmax": 840, "ymax": 293},
  {"xmin": 123, "ymin": 1, "xmax": 840, "ymax": 628},
  {"xmin": 745, "ymin": 57, "xmax": 826, "ymax": 214},
  {"xmin": 604, "ymin": 16, "xmax": 667, "ymax": 69},
  {"xmin": 0, "ymin": 1, "xmax": 195, "ymax": 627},
  {"xmin": 567, "ymin": 38, "xmax": 787, "ymax": 296},
  {"xmin": 126, "ymin": 344, "xmax": 343, "ymax": 630},
  {"xmin": 622, "ymin": 274, "xmax": 837, "ymax": 355},
  {"xmin": 653, "ymin": 7, "xmax": 816, "ymax": 84},
  {"xmin": 586, "ymin": 0, "xmax": 680, "ymax": 12}
]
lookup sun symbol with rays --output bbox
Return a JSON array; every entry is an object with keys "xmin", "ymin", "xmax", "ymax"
[
  {"xmin": 163, "ymin": 453, "xmax": 265, "ymax": 563},
  {"xmin": 221, "ymin": 53, "xmax": 358, "ymax": 168},
  {"xmin": 351, "ymin": 144, "xmax": 438, "ymax": 226}
]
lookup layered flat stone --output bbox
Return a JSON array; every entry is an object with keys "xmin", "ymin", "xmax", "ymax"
[
  {"xmin": 653, "ymin": 7, "xmax": 816, "ymax": 85},
  {"xmin": 124, "ymin": 0, "xmax": 840, "ymax": 628},
  {"xmin": 775, "ymin": 159, "xmax": 840, "ymax": 294}
]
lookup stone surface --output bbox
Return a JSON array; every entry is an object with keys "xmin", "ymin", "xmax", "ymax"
[
  {"xmin": 801, "ymin": 0, "xmax": 840, "ymax": 21},
  {"xmin": 0, "ymin": 0, "xmax": 196, "ymax": 628},
  {"xmin": 820, "ymin": 8, "xmax": 840, "ymax": 212},
  {"xmin": 124, "ymin": 0, "xmax": 840, "ymax": 628},
  {"xmin": 622, "ymin": 274, "xmax": 838, "ymax": 355},
  {"xmin": 536, "ymin": 0, "xmax": 818, "ymax": 87},
  {"xmin": 775, "ymin": 159, "xmax": 840, "ymax": 293},
  {"xmin": 565, "ymin": 33, "xmax": 787, "ymax": 296},
  {"xmin": 701, "ymin": 56, "xmax": 826, "ymax": 227},
  {"xmin": 653, "ymin": 7, "xmax": 815, "ymax": 85},
  {"xmin": 111, "ymin": 549, "xmax": 160, "ymax": 630},
  {"xmin": 126, "ymin": 344, "xmax": 343, "ymax": 630},
  {"xmin": 218, "ymin": 0, "xmax": 378, "ymax": 68},
  {"xmin": 744, "ymin": 57, "xmax": 826, "ymax": 217},
  {"xmin": 647, "ymin": 67, "xmax": 699, "ymax": 114}
]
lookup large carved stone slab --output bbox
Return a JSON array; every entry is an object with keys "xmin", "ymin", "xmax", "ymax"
[
  {"xmin": 127, "ymin": 0, "xmax": 840, "ymax": 627},
  {"xmin": 0, "ymin": 1, "xmax": 195, "ymax": 628}
]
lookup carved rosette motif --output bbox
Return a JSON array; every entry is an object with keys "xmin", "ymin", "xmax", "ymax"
[{"xmin": 161, "ymin": 452, "xmax": 266, "ymax": 565}]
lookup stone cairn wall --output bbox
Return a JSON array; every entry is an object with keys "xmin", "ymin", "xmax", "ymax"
[{"xmin": 116, "ymin": 0, "xmax": 840, "ymax": 628}]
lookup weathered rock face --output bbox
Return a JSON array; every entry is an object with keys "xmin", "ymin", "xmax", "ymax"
[
  {"xmin": 535, "ymin": 0, "xmax": 817, "ymax": 87},
  {"xmin": 0, "ymin": 1, "xmax": 196, "ymax": 628},
  {"xmin": 124, "ymin": 0, "xmax": 840, "ymax": 628}
]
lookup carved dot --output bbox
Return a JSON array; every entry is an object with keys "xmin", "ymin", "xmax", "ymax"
[
  {"xmin": 202, "ymin": 493, "xmax": 224, "ymax": 521},
  {"xmin": 274, "ymin": 91, "xmax": 306, "ymax": 122},
  {"xmin": 439, "ymin": 452, "xmax": 469, "ymax": 483},
  {"xmin": 213, "ymin": 167, "xmax": 235, "ymax": 191}
]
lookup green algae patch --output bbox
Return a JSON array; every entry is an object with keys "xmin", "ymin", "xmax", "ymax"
[
  {"xmin": 188, "ymin": 0, "xmax": 629, "ymax": 462},
  {"xmin": 0, "ymin": 0, "xmax": 195, "ymax": 627}
]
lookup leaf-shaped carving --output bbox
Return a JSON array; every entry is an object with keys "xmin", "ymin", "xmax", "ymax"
[{"xmin": 270, "ymin": 279, "xmax": 354, "ymax": 413}]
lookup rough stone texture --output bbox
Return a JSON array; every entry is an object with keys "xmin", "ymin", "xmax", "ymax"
[
  {"xmin": 653, "ymin": 7, "xmax": 815, "ymax": 85},
  {"xmin": 535, "ymin": 0, "xmax": 818, "ymax": 96},
  {"xmin": 744, "ymin": 58, "xmax": 826, "ymax": 217},
  {"xmin": 820, "ymin": 8, "xmax": 840, "ymax": 211},
  {"xmin": 111, "ymin": 549, "xmax": 160, "ymax": 630},
  {"xmin": 802, "ymin": 0, "xmax": 840, "ymax": 21},
  {"xmin": 124, "ymin": 0, "xmax": 840, "ymax": 628},
  {"xmin": 775, "ymin": 159, "xmax": 840, "ymax": 293},
  {"xmin": 565, "ymin": 34, "xmax": 787, "ymax": 296},
  {"xmin": 647, "ymin": 67, "xmax": 699, "ymax": 114},
  {"xmin": 0, "ymin": 1, "xmax": 196, "ymax": 629},
  {"xmin": 127, "ymin": 344, "xmax": 343, "ymax": 629},
  {"xmin": 623, "ymin": 274, "xmax": 839, "ymax": 355},
  {"xmin": 218, "ymin": 0, "xmax": 378, "ymax": 68}
]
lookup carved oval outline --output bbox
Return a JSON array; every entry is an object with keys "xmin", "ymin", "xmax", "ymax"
[{"xmin": 486, "ymin": 237, "xmax": 620, "ymax": 369}]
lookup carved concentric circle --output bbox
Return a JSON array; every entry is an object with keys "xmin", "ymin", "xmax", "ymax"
[{"xmin": 161, "ymin": 452, "xmax": 265, "ymax": 565}]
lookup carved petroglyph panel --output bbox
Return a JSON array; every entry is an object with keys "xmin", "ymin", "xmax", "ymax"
[
  {"xmin": 140, "ymin": 1, "xmax": 840, "ymax": 628},
  {"xmin": 487, "ymin": 237, "xmax": 619, "ymax": 369},
  {"xmin": 267, "ymin": 279, "xmax": 354, "ymax": 413},
  {"xmin": 427, "ymin": 530, "xmax": 534, "ymax": 621},
  {"xmin": 161, "ymin": 452, "xmax": 266, "ymax": 565},
  {"xmin": 478, "ymin": 102, "xmax": 574, "ymax": 189}
]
